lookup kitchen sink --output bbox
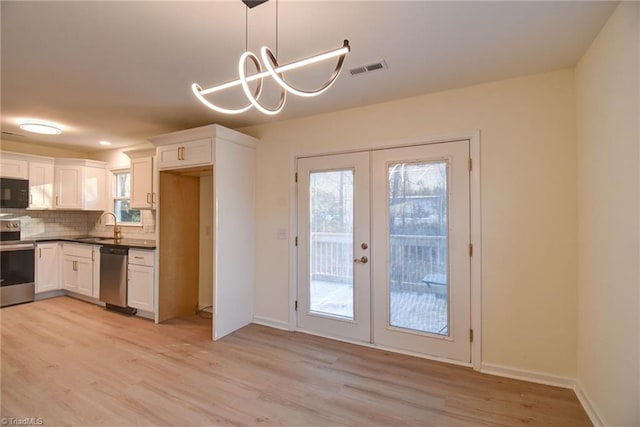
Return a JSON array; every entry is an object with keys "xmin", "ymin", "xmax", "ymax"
[
  {"xmin": 66, "ymin": 236, "xmax": 155, "ymax": 249},
  {"xmin": 73, "ymin": 237, "xmax": 112, "ymax": 243}
]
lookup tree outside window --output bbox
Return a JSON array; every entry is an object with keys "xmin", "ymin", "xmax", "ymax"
[{"xmin": 114, "ymin": 171, "xmax": 141, "ymax": 225}]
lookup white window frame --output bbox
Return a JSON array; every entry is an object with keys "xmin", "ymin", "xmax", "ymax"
[{"xmin": 111, "ymin": 168, "xmax": 142, "ymax": 227}]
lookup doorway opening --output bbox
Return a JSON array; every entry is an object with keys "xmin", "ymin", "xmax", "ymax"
[{"xmin": 158, "ymin": 166, "xmax": 214, "ymax": 332}]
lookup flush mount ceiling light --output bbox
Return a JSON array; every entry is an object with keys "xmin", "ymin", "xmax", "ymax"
[
  {"xmin": 99, "ymin": 140, "xmax": 112, "ymax": 146},
  {"xmin": 18, "ymin": 119, "xmax": 62, "ymax": 135},
  {"xmin": 191, "ymin": 0, "xmax": 350, "ymax": 115}
]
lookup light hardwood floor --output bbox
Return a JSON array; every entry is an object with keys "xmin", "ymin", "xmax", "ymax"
[{"xmin": 1, "ymin": 297, "xmax": 590, "ymax": 426}]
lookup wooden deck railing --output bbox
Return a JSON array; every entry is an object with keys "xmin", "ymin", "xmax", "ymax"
[{"xmin": 310, "ymin": 232, "xmax": 447, "ymax": 285}]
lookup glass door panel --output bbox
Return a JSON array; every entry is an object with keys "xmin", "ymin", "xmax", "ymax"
[
  {"xmin": 309, "ymin": 170, "xmax": 354, "ymax": 319},
  {"xmin": 387, "ymin": 161, "xmax": 449, "ymax": 335}
]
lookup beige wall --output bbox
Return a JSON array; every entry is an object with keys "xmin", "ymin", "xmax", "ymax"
[
  {"xmin": 241, "ymin": 68, "xmax": 578, "ymax": 377},
  {"xmin": 575, "ymin": 3, "xmax": 640, "ymax": 426},
  {"xmin": 0, "ymin": 138, "xmax": 87, "ymax": 158},
  {"xmin": 88, "ymin": 142, "xmax": 153, "ymax": 168}
]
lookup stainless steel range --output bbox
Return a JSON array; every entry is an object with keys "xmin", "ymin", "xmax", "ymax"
[{"xmin": 0, "ymin": 219, "xmax": 35, "ymax": 307}]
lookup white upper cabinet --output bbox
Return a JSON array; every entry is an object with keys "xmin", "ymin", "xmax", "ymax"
[
  {"xmin": 156, "ymin": 138, "xmax": 213, "ymax": 170},
  {"xmin": 0, "ymin": 152, "xmax": 107, "ymax": 211},
  {"xmin": 28, "ymin": 159, "xmax": 55, "ymax": 209},
  {"xmin": 54, "ymin": 159, "xmax": 107, "ymax": 210},
  {"xmin": 125, "ymin": 148, "xmax": 156, "ymax": 209},
  {"xmin": 55, "ymin": 164, "xmax": 82, "ymax": 209},
  {"xmin": 0, "ymin": 152, "xmax": 29, "ymax": 179}
]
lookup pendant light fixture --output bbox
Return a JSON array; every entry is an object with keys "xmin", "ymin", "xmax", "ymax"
[{"xmin": 191, "ymin": 0, "xmax": 350, "ymax": 115}]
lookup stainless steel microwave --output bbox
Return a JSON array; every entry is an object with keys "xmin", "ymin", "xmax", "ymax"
[{"xmin": 0, "ymin": 178, "xmax": 29, "ymax": 209}]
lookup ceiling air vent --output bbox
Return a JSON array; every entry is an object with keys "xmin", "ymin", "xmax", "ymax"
[
  {"xmin": 349, "ymin": 60, "xmax": 387, "ymax": 77},
  {"xmin": 349, "ymin": 66, "xmax": 367, "ymax": 76}
]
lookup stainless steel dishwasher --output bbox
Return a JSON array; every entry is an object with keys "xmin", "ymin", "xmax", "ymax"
[{"xmin": 99, "ymin": 246, "xmax": 136, "ymax": 314}]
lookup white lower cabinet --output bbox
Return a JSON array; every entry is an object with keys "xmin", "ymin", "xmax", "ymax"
[
  {"xmin": 61, "ymin": 243, "xmax": 97, "ymax": 298},
  {"xmin": 36, "ymin": 242, "xmax": 60, "ymax": 293},
  {"xmin": 128, "ymin": 249, "xmax": 154, "ymax": 312}
]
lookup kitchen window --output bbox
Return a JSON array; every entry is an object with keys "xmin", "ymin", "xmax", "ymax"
[{"xmin": 113, "ymin": 171, "xmax": 141, "ymax": 226}]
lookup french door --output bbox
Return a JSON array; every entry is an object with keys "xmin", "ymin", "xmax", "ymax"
[
  {"xmin": 297, "ymin": 141, "xmax": 471, "ymax": 363},
  {"xmin": 297, "ymin": 152, "xmax": 371, "ymax": 342}
]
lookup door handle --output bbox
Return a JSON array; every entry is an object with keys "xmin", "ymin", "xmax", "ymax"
[
  {"xmin": 147, "ymin": 193, "xmax": 151, "ymax": 204},
  {"xmin": 354, "ymin": 256, "xmax": 368, "ymax": 264}
]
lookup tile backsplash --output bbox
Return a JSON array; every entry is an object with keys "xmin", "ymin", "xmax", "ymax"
[{"xmin": 0, "ymin": 209, "xmax": 156, "ymax": 240}]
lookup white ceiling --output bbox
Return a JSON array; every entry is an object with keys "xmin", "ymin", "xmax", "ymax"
[{"xmin": 1, "ymin": 1, "xmax": 616, "ymax": 152}]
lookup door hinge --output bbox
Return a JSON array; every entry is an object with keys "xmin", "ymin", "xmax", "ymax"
[
  {"xmin": 468, "ymin": 158, "xmax": 473, "ymax": 172},
  {"xmin": 469, "ymin": 243, "xmax": 473, "ymax": 257},
  {"xmin": 295, "ymin": 236, "xmax": 298, "ymax": 246},
  {"xmin": 295, "ymin": 172, "xmax": 298, "ymax": 183},
  {"xmin": 295, "ymin": 300, "xmax": 298, "ymax": 311},
  {"xmin": 470, "ymin": 329, "xmax": 474, "ymax": 342}
]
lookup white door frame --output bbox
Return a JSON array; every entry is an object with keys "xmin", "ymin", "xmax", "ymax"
[{"xmin": 288, "ymin": 130, "xmax": 482, "ymax": 370}]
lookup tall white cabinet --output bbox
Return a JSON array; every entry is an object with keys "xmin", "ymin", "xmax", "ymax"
[{"xmin": 149, "ymin": 124, "xmax": 257, "ymax": 340}]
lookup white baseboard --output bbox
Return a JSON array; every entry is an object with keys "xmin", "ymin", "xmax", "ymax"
[
  {"xmin": 480, "ymin": 362, "xmax": 575, "ymax": 389},
  {"xmin": 481, "ymin": 363, "xmax": 606, "ymax": 427},
  {"xmin": 573, "ymin": 380, "xmax": 605, "ymax": 427},
  {"xmin": 252, "ymin": 315, "xmax": 290, "ymax": 331}
]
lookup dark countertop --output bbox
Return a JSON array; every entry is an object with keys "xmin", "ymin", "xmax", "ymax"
[{"xmin": 34, "ymin": 236, "xmax": 156, "ymax": 250}]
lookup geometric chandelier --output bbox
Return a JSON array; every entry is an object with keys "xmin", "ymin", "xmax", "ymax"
[{"xmin": 191, "ymin": 0, "xmax": 350, "ymax": 116}]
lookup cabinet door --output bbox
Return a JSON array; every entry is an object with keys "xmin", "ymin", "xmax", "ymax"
[
  {"xmin": 55, "ymin": 166, "xmax": 82, "ymax": 209},
  {"xmin": 75, "ymin": 257, "xmax": 94, "ymax": 296},
  {"xmin": 157, "ymin": 139, "xmax": 212, "ymax": 170},
  {"xmin": 128, "ymin": 264, "xmax": 154, "ymax": 312},
  {"xmin": 36, "ymin": 243, "xmax": 59, "ymax": 293},
  {"xmin": 62, "ymin": 255, "xmax": 78, "ymax": 291},
  {"xmin": 29, "ymin": 162, "xmax": 54, "ymax": 209},
  {"xmin": 182, "ymin": 139, "xmax": 213, "ymax": 165},
  {"xmin": 83, "ymin": 166, "xmax": 106, "ymax": 210},
  {"xmin": 0, "ymin": 157, "xmax": 28, "ymax": 179},
  {"xmin": 157, "ymin": 144, "xmax": 181, "ymax": 169},
  {"xmin": 130, "ymin": 157, "xmax": 154, "ymax": 209}
]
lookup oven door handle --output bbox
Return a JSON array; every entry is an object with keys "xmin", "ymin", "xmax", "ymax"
[{"xmin": 0, "ymin": 243, "xmax": 35, "ymax": 251}]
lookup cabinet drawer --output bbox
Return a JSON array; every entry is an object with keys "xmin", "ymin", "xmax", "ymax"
[
  {"xmin": 129, "ymin": 249, "xmax": 154, "ymax": 267},
  {"xmin": 62, "ymin": 243, "xmax": 94, "ymax": 259}
]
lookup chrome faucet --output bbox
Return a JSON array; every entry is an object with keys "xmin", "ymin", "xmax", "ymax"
[{"xmin": 99, "ymin": 212, "xmax": 123, "ymax": 241}]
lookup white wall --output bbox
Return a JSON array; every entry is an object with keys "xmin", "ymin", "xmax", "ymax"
[
  {"xmin": 241, "ymin": 68, "xmax": 579, "ymax": 377},
  {"xmin": 575, "ymin": 3, "xmax": 640, "ymax": 426}
]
